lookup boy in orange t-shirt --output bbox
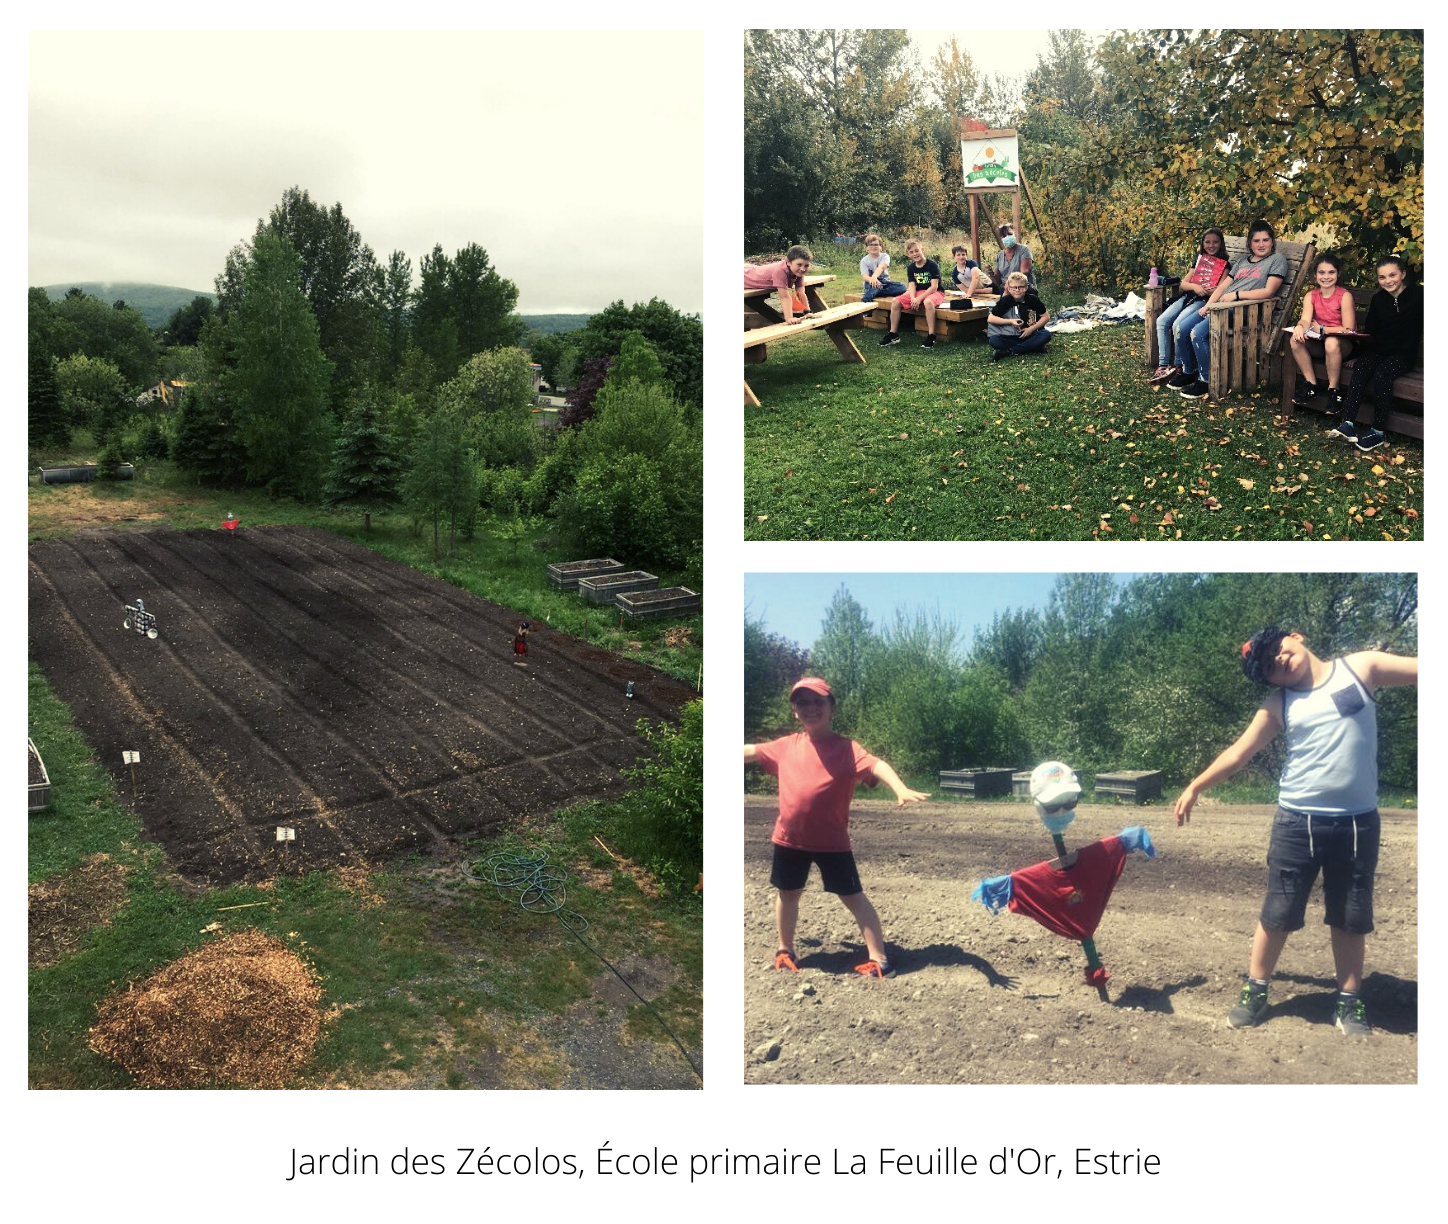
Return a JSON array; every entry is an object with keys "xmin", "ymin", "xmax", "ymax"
[{"xmin": 745, "ymin": 677, "xmax": 929, "ymax": 977}]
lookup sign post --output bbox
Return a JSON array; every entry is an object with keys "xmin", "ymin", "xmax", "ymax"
[{"xmin": 958, "ymin": 120, "xmax": 1045, "ymax": 270}]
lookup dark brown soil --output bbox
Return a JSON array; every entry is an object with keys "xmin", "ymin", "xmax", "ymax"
[
  {"xmin": 29, "ymin": 854, "xmax": 130, "ymax": 968},
  {"xmin": 29, "ymin": 741, "xmax": 47, "ymax": 785},
  {"xmin": 28, "ymin": 525, "xmax": 695, "ymax": 886},
  {"xmin": 745, "ymin": 796, "xmax": 1416, "ymax": 1085}
]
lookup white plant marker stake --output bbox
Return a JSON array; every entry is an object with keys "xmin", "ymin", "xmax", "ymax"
[
  {"xmin": 123, "ymin": 749, "xmax": 140, "ymax": 797},
  {"xmin": 276, "ymin": 825, "xmax": 295, "ymax": 862}
]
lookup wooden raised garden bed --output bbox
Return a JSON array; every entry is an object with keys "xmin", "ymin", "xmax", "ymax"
[
  {"xmin": 39, "ymin": 463, "xmax": 135, "ymax": 485},
  {"xmin": 1093, "ymin": 770, "xmax": 1164, "ymax": 804},
  {"xmin": 579, "ymin": 570, "xmax": 658, "ymax": 604},
  {"xmin": 29, "ymin": 738, "xmax": 51, "ymax": 812},
  {"xmin": 939, "ymin": 767, "xmax": 1015, "ymax": 798},
  {"xmin": 1013, "ymin": 771, "xmax": 1034, "ymax": 798},
  {"xmin": 546, "ymin": 558, "xmax": 624, "ymax": 591},
  {"xmin": 616, "ymin": 586, "xmax": 700, "ymax": 620}
]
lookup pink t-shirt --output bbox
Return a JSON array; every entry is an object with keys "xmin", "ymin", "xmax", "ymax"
[
  {"xmin": 743, "ymin": 261, "xmax": 800, "ymax": 293},
  {"xmin": 753, "ymin": 732, "xmax": 879, "ymax": 852},
  {"xmin": 1310, "ymin": 286, "xmax": 1348, "ymax": 329}
]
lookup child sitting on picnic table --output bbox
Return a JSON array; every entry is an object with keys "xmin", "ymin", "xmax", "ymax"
[
  {"xmin": 1174, "ymin": 627, "xmax": 1416, "ymax": 1038},
  {"xmin": 948, "ymin": 244, "xmax": 989, "ymax": 299},
  {"xmin": 745, "ymin": 677, "xmax": 929, "ymax": 978},
  {"xmin": 1326, "ymin": 254, "xmax": 1423, "ymax": 454},
  {"xmin": 1289, "ymin": 252, "xmax": 1357, "ymax": 411},
  {"xmin": 743, "ymin": 244, "xmax": 813, "ymax": 325},
  {"xmin": 879, "ymin": 240, "xmax": 945, "ymax": 349},
  {"xmin": 1151, "ymin": 227, "xmax": 1228, "ymax": 385},
  {"xmin": 859, "ymin": 233, "xmax": 906, "ymax": 303},
  {"xmin": 986, "ymin": 271, "xmax": 1051, "ymax": 360},
  {"xmin": 1176, "ymin": 219, "xmax": 1288, "ymax": 400}
]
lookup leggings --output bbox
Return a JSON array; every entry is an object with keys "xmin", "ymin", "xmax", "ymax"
[{"xmin": 1340, "ymin": 351, "xmax": 1412, "ymax": 428}]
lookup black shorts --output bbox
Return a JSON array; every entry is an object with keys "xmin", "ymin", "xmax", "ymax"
[
  {"xmin": 770, "ymin": 844, "xmax": 863, "ymax": 895},
  {"xmin": 1259, "ymin": 807, "xmax": 1379, "ymax": 935}
]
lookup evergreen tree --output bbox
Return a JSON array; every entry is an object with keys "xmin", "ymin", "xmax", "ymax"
[
  {"xmin": 172, "ymin": 384, "xmax": 247, "ymax": 485},
  {"xmin": 324, "ymin": 386, "xmax": 405, "ymax": 530},
  {"xmin": 28, "ymin": 340, "xmax": 68, "ymax": 451},
  {"xmin": 230, "ymin": 233, "xmax": 335, "ymax": 494},
  {"xmin": 404, "ymin": 412, "xmax": 476, "ymax": 557}
]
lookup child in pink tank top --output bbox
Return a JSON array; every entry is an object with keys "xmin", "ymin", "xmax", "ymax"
[{"xmin": 1289, "ymin": 252, "xmax": 1357, "ymax": 409}]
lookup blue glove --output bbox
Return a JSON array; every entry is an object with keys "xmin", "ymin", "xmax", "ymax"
[
  {"xmin": 1118, "ymin": 826, "xmax": 1156, "ymax": 858},
  {"xmin": 972, "ymin": 874, "xmax": 1014, "ymax": 913}
]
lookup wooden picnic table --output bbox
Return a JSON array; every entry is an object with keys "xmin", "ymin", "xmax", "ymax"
[
  {"xmin": 847, "ymin": 291, "xmax": 997, "ymax": 341},
  {"xmin": 744, "ymin": 273, "xmax": 836, "ymax": 326},
  {"xmin": 743, "ymin": 299, "xmax": 875, "ymax": 406}
]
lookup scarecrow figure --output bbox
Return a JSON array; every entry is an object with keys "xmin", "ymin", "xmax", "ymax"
[
  {"xmin": 973, "ymin": 761, "xmax": 1155, "ymax": 999},
  {"xmin": 513, "ymin": 619, "xmax": 531, "ymax": 665},
  {"xmin": 122, "ymin": 597, "xmax": 159, "ymax": 640}
]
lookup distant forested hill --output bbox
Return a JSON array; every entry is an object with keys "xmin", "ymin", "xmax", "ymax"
[
  {"xmin": 520, "ymin": 314, "xmax": 590, "ymax": 335},
  {"xmin": 43, "ymin": 283, "xmax": 217, "ymax": 329}
]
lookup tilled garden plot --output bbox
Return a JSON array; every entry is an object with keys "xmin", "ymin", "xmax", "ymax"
[
  {"xmin": 29, "ymin": 525, "xmax": 695, "ymax": 884},
  {"xmin": 744, "ymin": 796, "xmax": 1416, "ymax": 1085}
]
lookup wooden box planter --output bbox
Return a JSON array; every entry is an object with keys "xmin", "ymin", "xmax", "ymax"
[
  {"xmin": 616, "ymin": 586, "xmax": 700, "ymax": 620},
  {"xmin": 547, "ymin": 558, "xmax": 623, "ymax": 591},
  {"xmin": 1093, "ymin": 770, "xmax": 1164, "ymax": 804},
  {"xmin": 28, "ymin": 738, "xmax": 51, "ymax": 812},
  {"xmin": 39, "ymin": 463, "xmax": 135, "ymax": 485},
  {"xmin": 938, "ymin": 767, "xmax": 1015, "ymax": 798},
  {"xmin": 579, "ymin": 570, "xmax": 658, "ymax": 604},
  {"xmin": 1012, "ymin": 771, "xmax": 1034, "ymax": 798}
]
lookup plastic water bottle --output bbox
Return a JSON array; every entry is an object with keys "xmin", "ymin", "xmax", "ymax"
[{"xmin": 1148, "ymin": 266, "xmax": 1159, "ymax": 288}]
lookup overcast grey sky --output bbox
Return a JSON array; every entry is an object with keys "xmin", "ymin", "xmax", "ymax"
[
  {"xmin": 29, "ymin": 30, "xmax": 702, "ymax": 315},
  {"xmin": 905, "ymin": 28, "xmax": 1110, "ymax": 84}
]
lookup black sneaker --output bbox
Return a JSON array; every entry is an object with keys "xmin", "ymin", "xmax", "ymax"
[
  {"xmin": 991, "ymin": 347, "xmax": 1007, "ymax": 362},
  {"xmin": 920, "ymin": 336, "xmax": 936, "ymax": 349},
  {"xmin": 1167, "ymin": 370, "xmax": 1195, "ymax": 389},
  {"xmin": 1325, "ymin": 418, "xmax": 1358, "ymax": 440},
  {"xmin": 880, "ymin": 332, "xmax": 900, "ymax": 347},
  {"xmin": 1227, "ymin": 983, "xmax": 1269, "ymax": 1028},
  {"xmin": 1355, "ymin": 428, "xmax": 1388, "ymax": 453},
  {"xmin": 1334, "ymin": 996, "xmax": 1371, "ymax": 1038},
  {"xmin": 1327, "ymin": 388, "xmax": 1345, "ymax": 411},
  {"xmin": 1292, "ymin": 381, "xmax": 1319, "ymax": 407},
  {"xmin": 1177, "ymin": 379, "xmax": 1210, "ymax": 399}
]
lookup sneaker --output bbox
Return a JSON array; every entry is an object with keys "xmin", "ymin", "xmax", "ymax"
[
  {"xmin": 774, "ymin": 949, "xmax": 799, "ymax": 973},
  {"xmin": 1167, "ymin": 370, "xmax": 1195, "ymax": 389},
  {"xmin": 1327, "ymin": 387, "xmax": 1345, "ymax": 411},
  {"xmin": 1227, "ymin": 983, "xmax": 1269, "ymax": 1028},
  {"xmin": 1292, "ymin": 380, "xmax": 1319, "ymax": 407},
  {"xmin": 879, "ymin": 332, "xmax": 900, "ymax": 347},
  {"xmin": 1147, "ymin": 365, "xmax": 1176, "ymax": 385},
  {"xmin": 1334, "ymin": 996, "xmax": 1371, "ymax": 1038},
  {"xmin": 1177, "ymin": 379, "xmax": 1211, "ymax": 399},
  {"xmin": 920, "ymin": 336, "xmax": 936, "ymax": 349},
  {"xmin": 1355, "ymin": 428, "xmax": 1387, "ymax": 452},
  {"xmin": 991, "ymin": 347, "xmax": 1007, "ymax": 362},
  {"xmin": 1325, "ymin": 418, "xmax": 1358, "ymax": 440},
  {"xmin": 854, "ymin": 960, "xmax": 894, "ymax": 979}
]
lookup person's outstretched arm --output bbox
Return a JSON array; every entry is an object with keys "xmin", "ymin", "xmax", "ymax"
[
  {"xmin": 744, "ymin": 744, "xmax": 758, "ymax": 762},
  {"xmin": 1349, "ymin": 651, "xmax": 1417, "ymax": 689},
  {"xmin": 1174, "ymin": 705, "xmax": 1281, "ymax": 826},
  {"xmin": 869, "ymin": 759, "xmax": 930, "ymax": 805}
]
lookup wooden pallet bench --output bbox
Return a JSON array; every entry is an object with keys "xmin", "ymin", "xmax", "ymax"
[
  {"xmin": 743, "ymin": 300, "xmax": 877, "ymax": 406},
  {"xmin": 1279, "ymin": 285, "xmax": 1424, "ymax": 440},
  {"xmin": 845, "ymin": 292, "xmax": 995, "ymax": 341}
]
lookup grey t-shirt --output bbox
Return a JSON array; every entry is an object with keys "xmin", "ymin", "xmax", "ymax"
[
  {"xmin": 995, "ymin": 243, "xmax": 1036, "ymax": 290},
  {"xmin": 1222, "ymin": 250, "xmax": 1289, "ymax": 297},
  {"xmin": 860, "ymin": 252, "xmax": 892, "ymax": 283}
]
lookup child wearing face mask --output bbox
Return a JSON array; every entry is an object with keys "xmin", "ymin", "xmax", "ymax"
[{"xmin": 993, "ymin": 224, "xmax": 1036, "ymax": 293}]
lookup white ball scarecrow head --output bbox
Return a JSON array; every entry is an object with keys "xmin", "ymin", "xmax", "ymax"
[{"xmin": 1030, "ymin": 760, "xmax": 1081, "ymax": 834}]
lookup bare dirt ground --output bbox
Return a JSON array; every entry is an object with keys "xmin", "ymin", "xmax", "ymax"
[
  {"xmin": 744, "ymin": 796, "xmax": 1416, "ymax": 1085},
  {"xmin": 29, "ymin": 525, "xmax": 695, "ymax": 885}
]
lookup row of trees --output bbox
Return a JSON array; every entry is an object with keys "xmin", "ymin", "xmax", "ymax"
[
  {"xmin": 745, "ymin": 573, "xmax": 1417, "ymax": 794},
  {"xmin": 745, "ymin": 29, "xmax": 1424, "ymax": 293}
]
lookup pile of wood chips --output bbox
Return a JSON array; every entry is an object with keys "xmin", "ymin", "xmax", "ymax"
[{"xmin": 88, "ymin": 929, "xmax": 323, "ymax": 1088}]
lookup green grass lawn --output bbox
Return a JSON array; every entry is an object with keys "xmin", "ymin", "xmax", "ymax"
[
  {"xmin": 743, "ymin": 278, "xmax": 1424, "ymax": 542},
  {"xmin": 28, "ymin": 455, "xmax": 702, "ymax": 1089}
]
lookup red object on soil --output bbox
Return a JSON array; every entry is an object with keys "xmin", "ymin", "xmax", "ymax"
[
  {"xmin": 222, "ymin": 518, "xmax": 239, "ymax": 531},
  {"xmin": 29, "ymin": 525, "xmax": 689, "ymax": 885},
  {"xmin": 1005, "ymin": 837, "xmax": 1129, "ymax": 941}
]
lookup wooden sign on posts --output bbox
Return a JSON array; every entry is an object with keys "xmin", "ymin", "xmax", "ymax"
[{"xmin": 957, "ymin": 120, "xmax": 1044, "ymax": 267}]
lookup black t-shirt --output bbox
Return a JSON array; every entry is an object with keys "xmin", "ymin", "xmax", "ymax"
[
  {"xmin": 905, "ymin": 258, "xmax": 941, "ymax": 290},
  {"xmin": 993, "ymin": 291, "xmax": 1048, "ymax": 324}
]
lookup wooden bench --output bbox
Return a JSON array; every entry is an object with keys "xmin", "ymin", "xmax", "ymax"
[
  {"xmin": 844, "ymin": 292, "xmax": 996, "ymax": 341},
  {"xmin": 742, "ymin": 300, "xmax": 876, "ymax": 406},
  {"xmin": 1279, "ymin": 285, "xmax": 1423, "ymax": 439},
  {"xmin": 1143, "ymin": 236, "xmax": 1315, "ymax": 400},
  {"xmin": 744, "ymin": 273, "xmax": 836, "ymax": 329}
]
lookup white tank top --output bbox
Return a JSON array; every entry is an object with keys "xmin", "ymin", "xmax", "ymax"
[{"xmin": 1276, "ymin": 658, "xmax": 1377, "ymax": 816}]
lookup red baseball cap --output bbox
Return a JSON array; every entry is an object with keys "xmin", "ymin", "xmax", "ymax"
[{"xmin": 789, "ymin": 677, "xmax": 833, "ymax": 700}]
